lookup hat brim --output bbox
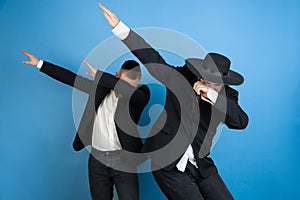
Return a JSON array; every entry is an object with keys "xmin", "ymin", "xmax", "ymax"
[{"xmin": 185, "ymin": 58, "xmax": 244, "ymax": 85}]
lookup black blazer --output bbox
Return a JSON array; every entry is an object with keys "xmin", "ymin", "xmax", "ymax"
[
  {"xmin": 121, "ymin": 30, "xmax": 249, "ymax": 177},
  {"xmin": 40, "ymin": 61, "xmax": 150, "ymax": 153}
]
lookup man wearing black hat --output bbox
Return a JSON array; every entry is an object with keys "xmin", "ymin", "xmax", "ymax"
[
  {"xmin": 98, "ymin": 3, "xmax": 248, "ymax": 200},
  {"xmin": 22, "ymin": 50, "xmax": 150, "ymax": 200}
]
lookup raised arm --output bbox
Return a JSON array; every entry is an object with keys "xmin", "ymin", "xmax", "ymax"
[
  {"xmin": 22, "ymin": 50, "xmax": 93, "ymax": 94},
  {"xmin": 98, "ymin": 2, "xmax": 174, "ymax": 85}
]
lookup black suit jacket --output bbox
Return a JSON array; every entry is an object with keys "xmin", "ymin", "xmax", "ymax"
[
  {"xmin": 121, "ymin": 30, "xmax": 249, "ymax": 177},
  {"xmin": 40, "ymin": 61, "xmax": 150, "ymax": 153}
]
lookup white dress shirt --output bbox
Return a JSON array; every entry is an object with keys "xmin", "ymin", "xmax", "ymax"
[{"xmin": 92, "ymin": 90, "xmax": 122, "ymax": 151}]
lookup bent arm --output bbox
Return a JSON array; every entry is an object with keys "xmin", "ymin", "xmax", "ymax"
[
  {"xmin": 96, "ymin": 71, "xmax": 150, "ymax": 107},
  {"xmin": 214, "ymin": 87, "xmax": 249, "ymax": 129}
]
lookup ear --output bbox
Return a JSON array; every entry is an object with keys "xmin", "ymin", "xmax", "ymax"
[
  {"xmin": 200, "ymin": 78, "xmax": 205, "ymax": 84},
  {"xmin": 116, "ymin": 71, "xmax": 119, "ymax": 78}
]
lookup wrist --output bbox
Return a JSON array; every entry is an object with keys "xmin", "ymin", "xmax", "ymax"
[
  {"xmin": 112, "ymin": 21, "xmax": 130, "ymax": 40},
  {"xmin": 112, "ymin": 20, "xmax": 120, "ymax": 28},
  {"xmin": 37, "ymin": 60, "xmax": 44, "ymax": 69}
]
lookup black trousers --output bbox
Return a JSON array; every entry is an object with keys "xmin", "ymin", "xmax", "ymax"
[
  {"xmin": 152, "ymin": 161, "xmax": 234, "ymax": 200},
  {"xmin": 88, "ymin": 149, "xmax": 139, "ymax": 200}
]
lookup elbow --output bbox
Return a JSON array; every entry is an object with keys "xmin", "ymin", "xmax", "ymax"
[
  {"xmin": 235, "ymin": 113, "xmax": 249, "ymax": 130},
  {"xmin": 226, "ymin": 113, "xmax": 249, "ymax": 130},
  {"xmin": 239, "ymin": 117, "xmax": 249, "ymax": 129}
]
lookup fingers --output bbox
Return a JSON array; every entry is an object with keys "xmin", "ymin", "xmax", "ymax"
[
  {"xmin": 193, "ymin": 81, "xmax": 208, "ymax": 95},
  {"xmin": 22, "ymin": 49, "xmax": 31, "ymax": 57},
  {"xmin": 98, "ymin": 2, "xmax": 115, "ymax": 18},
  {"xmin": 98, "ymin": 2, "xmax": 110, "ymax": 16},
  {"xmin": 22, "ymin": 60, "xmax": 31, "ymax": 65},
  {"xmin": 104, "ymin": 11, "xmax": 110, "ymax": 19},
  {"xmin": 22, "ymin": 49, "xmax": 35, "ymax": 60},
  {"xmin": 193, "ymin": 83, "xmax": 200, "ymax": 95},
  {"xmin": 82, "ymin": 60, "xmax": 97, "ymax": 74},
  {"xmin": 22, "ymin": 50, "xmax": 39, "ymax": 66},
  {"xmin": 82, "ymin": 60, "xmax": 96, "ymax": 78},
  {"xmin": 195, "ymin": 87, "xmax": 201, "ymax": 95},
  {"xmin": 98, "ymin": 2, "xmax": 111, "ymax": 14},
  {"xmin": 22, "ymin": 49, "xmax": 28, "ymax": 55},
  {"xmin": 97, "ymin": 2, "xmax": 120, "ymax": 28},
  {"xmin": 82, "ymin": 59, "xmax": 90, "ymax": 67},
  {"xmin": 22, "ymin": 50, "xmax": 32, "ymax": 65},
  {"xmin": 82, "ymin": 59, "xmax": 88, "ymax": 65},
  {"xmin": 193, "ymin": 81, "xmax": 200, "ymax": 91},
  {"xmin": 193, "ymin": 84, "xmax": 197, "ymax": 92},
  {"xmin": 85, "ymin": 72, "xmax": 95, "ymax": 78},
  {"xmin": 98, "ymin": 2, "xmax": 106, "ymax": 11},
  {"xmin": 82, "ymin": 59, "xmax": 94, "ymax": 70}
]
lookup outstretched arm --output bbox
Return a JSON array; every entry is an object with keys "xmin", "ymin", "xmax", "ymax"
[
  {"xmin": 98, "ymin": 2, "xmax": 174, "ymax": 85},
  {"xmin": 22, "ymin": 50, "xmax": 93, "ymax": 94}
]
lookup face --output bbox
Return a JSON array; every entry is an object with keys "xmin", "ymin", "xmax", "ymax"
[
  {"xmin": 199, "ymin": 78, "xmax": 223, "ymax": 92},
  {"xmin": 116, "ymin": 70, "xmax": 139, "ymax": 87}
]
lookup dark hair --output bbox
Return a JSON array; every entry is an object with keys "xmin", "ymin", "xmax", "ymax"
[{"xmin": 120, "ymin": 60, "xmax": 141, "ymax": 80}]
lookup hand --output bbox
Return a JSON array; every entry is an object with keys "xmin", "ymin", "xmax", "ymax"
[
  {"xmin": 193, "ymin": 81, "xmax": 209, "ymax": 98},
  {"xmin": 22, "ymin": 50, "xmax": 39, "ymax": 66},
  {"xmin": 98, "ymin": 2, "xmax": 120, "ymax": 28},
  {"xmin": 82, "ymin": 60, "xmax": 97, "ymax": 78}
]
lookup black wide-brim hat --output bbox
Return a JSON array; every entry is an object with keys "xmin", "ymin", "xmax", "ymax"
[{"xmin": 185, "ymin": 53, "xmax": 244, "ymax": 85}]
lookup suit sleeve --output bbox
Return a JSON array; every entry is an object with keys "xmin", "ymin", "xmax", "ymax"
[
  {"xmin": 214, "ymin": 87, "xmax": 249, "ymax": 129},
  {"xmin": 122, "ymin": 30, "xmax": 177, "ymax": 85},
  {"xmin": 40, "ymin": 61, "xmax": 93, "ymax": 94},
  {"xmin": 96, "ymin": 71, "xmax": 150, "ymax": 107},
  {"xmin": 131, "ymin": 84, "xmax": 150, "ymax": 111}
]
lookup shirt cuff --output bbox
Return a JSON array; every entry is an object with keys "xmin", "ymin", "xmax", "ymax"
[
  {"xmin": 112, "ymin": 21, "xmax": 130, "ymax": 40},
  {"xmin": 207, "ymin": 87, "xmax": 218, "ymax": 104},
  {"xmin": 37, "ymin": 60, "xmax": 44, "ymax": 69}
]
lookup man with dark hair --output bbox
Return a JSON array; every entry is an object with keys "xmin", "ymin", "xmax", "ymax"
[
  {"xmin": 22, "ymin": 50, "xmax": 150, "ymax": 200},
  {"xmin": 98, "ymin": 3, "xmax": 248, "ymax": 200}
]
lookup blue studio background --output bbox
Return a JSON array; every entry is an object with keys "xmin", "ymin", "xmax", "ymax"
[{"xmin": 1, "ymin": 0, "xmax": 299, "ymax": 199}]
